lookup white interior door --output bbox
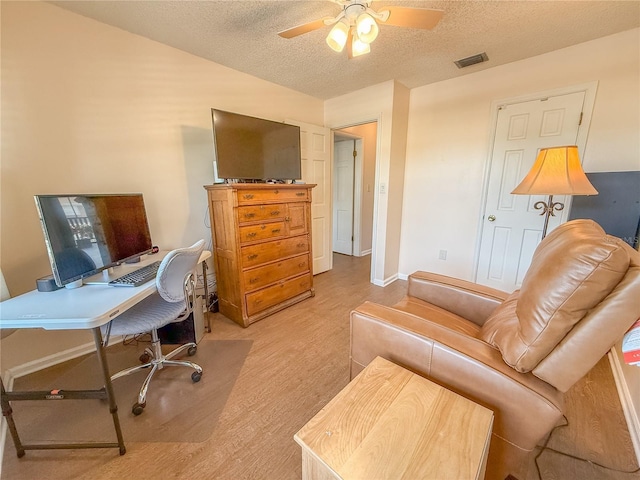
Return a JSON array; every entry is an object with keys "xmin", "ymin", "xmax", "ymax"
[
  {"xmin": 287, "ymin": 119, "xmax": 332, "ymax": 274},
  {"xmin": 333, "ymin": 140, "xmax": 355, "ymax": 255},
  {"xmin": 476, "ymin": 91, "xmax": 586, "ymax": 292}
]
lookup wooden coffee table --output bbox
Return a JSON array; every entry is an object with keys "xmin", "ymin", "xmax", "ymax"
[{"xmin": 294, "ymin": 356, "xmax": 493, "ymax": 480}]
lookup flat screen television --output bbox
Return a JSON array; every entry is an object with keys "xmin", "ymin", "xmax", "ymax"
[
  {"xmin": 34, "ymin": 193, "xmax": 153, "ymax": 287},
  {"xmin": 211, "ymin": 109, "xmax": 302, "ymax": 181}
]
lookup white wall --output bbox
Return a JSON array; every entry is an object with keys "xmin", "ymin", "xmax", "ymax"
[
  {"xmin": 399, "ymin": 28, "xmax": 640, "ymax": 281},
  {"xmin": 0, "ymin": 1, "xmax": 323, "ymax": 372},
  {"xmin": 398, "ymin": 27, "xmax": 640, "ymax": 449},
  {"xmin": 325, "ymin": 80, "xmax": 410, "ymax": 285},
  {"xmin": 386, "ymin": 84, "xmax": 410, "ymax": 280}
]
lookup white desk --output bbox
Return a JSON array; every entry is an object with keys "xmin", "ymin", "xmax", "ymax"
[{"xmin": 0, "ymin": 250, "xmax": 211, "ymax": 458}]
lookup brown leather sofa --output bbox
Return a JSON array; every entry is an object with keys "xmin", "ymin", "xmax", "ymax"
[{"xmin": 350, "ymin": 219, "xmax": 640, "ymax": 480}]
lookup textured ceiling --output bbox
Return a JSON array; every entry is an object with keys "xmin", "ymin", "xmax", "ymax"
[{"xmin": 51, "ymin": 1, "xmax": 640, "ymax": 100}]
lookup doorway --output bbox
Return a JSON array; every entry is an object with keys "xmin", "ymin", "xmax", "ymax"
[{"xmin": 332, "ymin": 122, "xmax": 377, "ymax": 258}]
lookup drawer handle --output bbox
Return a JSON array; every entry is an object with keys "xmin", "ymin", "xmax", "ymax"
[
  {"xmin": 296, "ymin": 192, "xmax": 305, "ymax": 197},
  {"xmin": 244, "ymin": 213, "xmax": 256, "ymax": 219},
  {"xmin": 285, "ymin": 216, "xmax": 290, "ymax": 222},
  {"xmin": 249, "ymin": 277, "xmax": 259, "ymax": 284},
  {"xmin": 248, "ymin": 254, "xmax": 258, "ymax": 260},
  {"xmin": 254, "ymin": 299, "xmax": 262, "ymax": 305},
  {"xmin": 297, "ymin": 243, "xmax": 305, "ymax": 248},
  {"xmin": 270, "ymin": 210, "xmax": 280, "ymax": 216},
  {"xmin": 298, "ymin": 262, "xmax": 305, "ymax": 267},
  {"xmin": 243, "ymin": 194, "xmax": 255, "ymax": 200},
  {"xmin": 260, "ymin": 225, "xmax": 266, "ymax": 230},
  {"xmin": 272, "ymin": 228, "xmax": 281, "ymax": 234},
  {"xmin": 275, "ymin": 189, "xmax": 279, "ymax": 195},
  {"xmin": 247, "ymin": 232, "xmax": 257, "ymax": 238}
]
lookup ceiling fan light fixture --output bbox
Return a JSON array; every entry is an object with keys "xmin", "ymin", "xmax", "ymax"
[
  {"xmin": 326, "ymin": 18, "xmax": 350, "ymax": 52},
  {"xmin": 351, "ymin": 32, "xmax": 371, "ymax": 57},
  {"xmin": 355, "ymin": 12, "xmax": 378, "ymax": 44},
  {"xmin": 279, "ymin": 1, "xmax": 444, "ymax": 60}
]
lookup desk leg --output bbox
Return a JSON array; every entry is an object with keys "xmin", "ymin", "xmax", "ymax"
[
  {"xmin": 93, "ymin": 327, "xmax": 126, "ymax": 455},
  {"xmin": 1, "ymin": 377, "xmax": 26, "ymax": 458}
]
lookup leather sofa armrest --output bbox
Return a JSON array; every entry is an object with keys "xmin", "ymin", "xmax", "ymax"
[
  {"xmin": 350, "ymin": 301, "xmax": 564, "ymax": 452},
  {"xmin": 406, "ymin": 271, "xmax": 509, "ymax": 326}
]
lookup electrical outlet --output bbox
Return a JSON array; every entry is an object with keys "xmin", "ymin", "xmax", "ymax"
[{"xmin": 439, "ymin": 250, "xmax": 447, "ymax": 260}]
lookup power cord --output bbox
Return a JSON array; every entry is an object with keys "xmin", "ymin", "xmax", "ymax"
[
  {"xmin": 540, "ymin": 446, "xmax": 640, "ymax": 474},
  {"xmin": 535, "ymin": 415, "xmax": 640, "ymax": 479},
  {"xmin": 122, "ymin": 332, "xmax": 152, "ymax": 346}
]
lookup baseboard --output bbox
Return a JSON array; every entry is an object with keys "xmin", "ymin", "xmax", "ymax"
[
  {"xmin": 359, "ymin": 249, "xmax": 372, "ymax": 256},
  {"xmin": 372, "ymin": 273, "xmax": 399, "ymax": 287},
  {"xmin": 0, "ymin": 335, "xmax": 123, "ymax": 472},
  {"xmin": 608, "ymin": 349, "xmax": 640, "ymax": 465}
]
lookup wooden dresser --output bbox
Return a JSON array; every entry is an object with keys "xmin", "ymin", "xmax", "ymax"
[{"xmin": 204, "ymin": 184, "xmax": 315, "ymax": 327}]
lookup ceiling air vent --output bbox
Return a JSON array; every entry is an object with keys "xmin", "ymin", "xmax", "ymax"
[{"xmin": 454, "ymin": 52, "xmax": 488, "ymax": 69}]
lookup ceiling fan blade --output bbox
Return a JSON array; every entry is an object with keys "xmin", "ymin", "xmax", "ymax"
[
  {"xmin": 381, "ymin": 6, "xmax": 443, "ymax": 30},
  {"xmin": 278, "ymin": 18, "xmax": 329, "ymax": 39}
]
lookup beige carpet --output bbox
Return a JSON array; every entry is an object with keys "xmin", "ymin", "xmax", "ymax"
[{"xmin": 9, "ymin": 338, "xmax": 252, "ymax": 445}]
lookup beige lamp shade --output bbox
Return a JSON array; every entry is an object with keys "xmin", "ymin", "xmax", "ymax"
[
  {"xmin": 512, "ymin": 146, "xmax": 598, "ymax": 196},
  {"xmin": 326, "ymin": 19, "xmax": 350, "ymax": 53},
  {"xmin": 356, "ymin": 12, "xmax": 379, "ymax": 44},
  {"xmin": 351, "ymin": 33, "xmax": 371, "ymax": 57}
]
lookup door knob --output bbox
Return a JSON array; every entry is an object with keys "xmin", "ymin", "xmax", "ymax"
[{"xmin": 488, "ymin": 215, "xmax": 496, "ymax": 222}]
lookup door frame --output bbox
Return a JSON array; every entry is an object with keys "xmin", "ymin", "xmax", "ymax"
[
  {"xmin": 473, "ymin": 81, "xmax": 599, "ymax": 283},
  {"xmin": 330, "ymin": 118, "xmax": 381, "ymax": 283}
]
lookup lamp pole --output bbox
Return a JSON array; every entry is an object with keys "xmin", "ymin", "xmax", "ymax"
[{"xmin": 534, "ymin": 194, "xmax": 565, "ymax": 239}]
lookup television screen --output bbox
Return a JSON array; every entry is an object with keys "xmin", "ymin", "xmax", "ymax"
[
  {"xmin": 211, "ymin": 109, "xmax": 301, "ymax": 181},
  {"xmin": 34, "ymin": 194, "xmax": 153, "ymax": 287}
]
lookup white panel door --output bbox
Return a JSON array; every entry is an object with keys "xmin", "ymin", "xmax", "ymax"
[
  {"xmin": 476, "ymin": 91, "xmax": 586, "ymax": 292},
  {"xmin": 288, "ymin": 120, "xmax": 332, "ymax": 274},
  {"xmin": 333, "ymin": 140, "xmax": 355, "ymax": 255}
]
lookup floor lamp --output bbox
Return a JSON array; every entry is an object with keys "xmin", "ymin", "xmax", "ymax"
[{"xmin": 511, "ymin": 145, "xmax": 598, "ymax": 239}]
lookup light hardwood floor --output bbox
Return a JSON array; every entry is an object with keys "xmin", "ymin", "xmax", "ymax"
[{"xmin": 2, "ymin": 253, "xmax": 638, "ymax": 480}]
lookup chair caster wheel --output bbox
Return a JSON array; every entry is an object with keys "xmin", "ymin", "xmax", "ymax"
[
  {"xmin": 191, "ymin": 371, "xmax": 202, "ymax": 383},
  {"xmin": 188, "ymin": 346, "xmax": 197, "ymax": 356},
  {"xmin": 139, "ymin": 352, "xmax": 151, "ymax": 363},
  {"xmin": 132, "ymin": 402, "xmax": 146, "ymax": 416}
]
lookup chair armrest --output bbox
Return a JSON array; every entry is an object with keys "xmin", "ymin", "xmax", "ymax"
[
  {"xmin": 406, "ymin": 272, "xmax": 509, "ymax": 326},
  {"xmin": 350, "ymin": 301, "xmax": 564, "ymax": 451}
]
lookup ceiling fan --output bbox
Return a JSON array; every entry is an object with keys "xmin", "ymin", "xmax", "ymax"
[{"xmin": 278, "ymin": 0, "xmax": 444, "ymax": 58}]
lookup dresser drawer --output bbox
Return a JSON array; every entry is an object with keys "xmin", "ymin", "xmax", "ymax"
[
  {"xmin": 246, "ymin": 273, "xmax": 312, "ymax": 316},
  {"xmin": 239, "ymin": 221, "xmax": 286, "ymax": 244},
  {"xmin": 237, "ymin": 188, "xmax": 309, "ymax": 204},
  {"xmin": 237, "ymin": 204, "xmax": 286, "ymax": 223},
  {"xmin": 243, "ymin": 254, "xmax": 309, "ymax": 291},
  {"xmin": 241, "ymin": 235, "xmax": 309, "ymax": 268}
]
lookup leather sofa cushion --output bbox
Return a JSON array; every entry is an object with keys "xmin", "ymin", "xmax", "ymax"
[
  {"xmin": 480, "ymin": 220, "xmax": 631, "ymax": 372},
  {"xmin": 393, "ymin": 296, "xmax": 481, "ymax": 338}
]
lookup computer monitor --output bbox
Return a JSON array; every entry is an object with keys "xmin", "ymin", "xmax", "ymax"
[{"xmin": 34, "ymin": 194, "xmax": 153, "ymax": 287}]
